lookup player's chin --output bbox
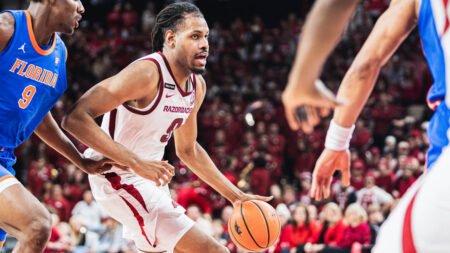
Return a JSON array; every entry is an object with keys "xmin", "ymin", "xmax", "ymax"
[
  {"xmin": 60, "ymin": 26, "xmax": 76, "ymax": 35},
  {"xmin": 191, "ymin": 66, "xmax": 206, "ymax": 75}
]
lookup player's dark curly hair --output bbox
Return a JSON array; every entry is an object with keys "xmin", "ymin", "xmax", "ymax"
[{"xmin": 151, "ymin": 2, "xmax": 204, "ymax": 52}]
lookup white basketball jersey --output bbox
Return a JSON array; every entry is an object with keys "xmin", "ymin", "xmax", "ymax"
[{"xmin": 85, "ymin": 52, "xmax": 197, "ymax": 174}]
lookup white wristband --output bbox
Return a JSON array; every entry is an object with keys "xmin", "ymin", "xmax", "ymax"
[{"xmin": 325, "ymin": 120, "xmax": 355, "ymax": 151}]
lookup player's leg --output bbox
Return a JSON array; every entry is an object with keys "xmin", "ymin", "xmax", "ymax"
[
  {"xmin": 374, "ymin": 147, "xmax": 450, "ymax": 252},
  {"xmin": 174, "ymin": 225, "xmax": 229, "ymax": 253},
  {"xmin": 0, "ymin": 170, "xmax": 51, "ymax": 253},
  {"xmin": 372, "ymin": 175, "xmax": 424, "ymax": 253},
  {"xmin": 404, "ymin": 149, "xmax": 450, "ymax": 252},
  {"xmin": 135, "ymin": 183, "xmax": 228, "ymax": 253}
]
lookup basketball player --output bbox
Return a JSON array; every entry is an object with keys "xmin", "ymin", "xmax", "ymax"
[
  {"xmin": 62, "ymin": 3, "xmax": 271, "ymax": 253},
  {"xmin": 0, "ymin": 1, "xmax": 114, "ymax": 252},
  {"xmin": 282, "ymin": 0, "xmax": 358, "ymax": 132},
  {"xmin": 311, "ymin": 0, "xmax": 450, "ymax": 251}
]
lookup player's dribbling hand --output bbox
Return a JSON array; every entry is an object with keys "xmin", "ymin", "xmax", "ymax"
[
  {"xmin": 311, "ymin": 148, "xmax": 350, "ymax": 200},
  {"xmin": 232, "ymin": 193, "xmax": 274, "ymax": 208},
  {"xmin": 282, "ymin": 80, "xmax": 344, "ymax": 133},
  {"xmin": 133, "ymin": 160, "xmax": 175, "ymax": 186}
]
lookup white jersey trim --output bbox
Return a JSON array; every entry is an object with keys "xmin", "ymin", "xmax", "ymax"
[{"xmin": 122, "ymin": 57, "xmax": 164, "ymax": 115}]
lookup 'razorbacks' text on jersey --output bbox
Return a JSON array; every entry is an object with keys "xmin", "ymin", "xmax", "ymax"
[
  {"xmin": 0, "ymin": 10, "xmax": 67, "ymax": 169},
  {"xmin": 85, "ymin": 52, "xmax": 197, "ymax": 174}
]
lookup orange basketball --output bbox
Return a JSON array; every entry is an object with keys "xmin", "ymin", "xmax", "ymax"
[{"xmin": 228, "ymin": 200, "xmax": 281, "ymax": 252}]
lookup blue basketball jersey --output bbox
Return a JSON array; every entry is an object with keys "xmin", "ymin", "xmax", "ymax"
[
  {"xmin": 418, "ymin": 0, "xmax": 450, "ymax": 169},
  {"xmin": 418, "ymin": 0, "xmax": 450, "ymax": 109},
  {"xmin": 0, "ymin": 10, "xmax": 67, "ymax": 165}
]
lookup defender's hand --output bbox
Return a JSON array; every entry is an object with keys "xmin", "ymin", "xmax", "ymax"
[
  {"xmin": 78, "ymin": 157, "xmax": 113, "ymax": 175},
  {"xmin": 282, "ymin": 80, "xmax": 344, "ymax": 132},
  {"xmin": 133, "ymin": 160, "xmax": 175, "ymax": 186},
  {"xmin": 311, "ymin": 148, "xmax": 350, "ymax": 200}
]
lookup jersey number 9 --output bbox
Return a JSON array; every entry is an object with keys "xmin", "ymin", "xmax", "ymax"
[{"xmin": 18, "ymin": 85, "xmax": 36, "ymax": 109}]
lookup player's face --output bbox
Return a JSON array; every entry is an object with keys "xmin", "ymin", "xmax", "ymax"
[
  {"xmin": 51, "ymin": 0, "xmax": 85, "ymax": 35},
  {"xmin": 175, "ymin": 14, "xmax": 209, "ymax": 74}
]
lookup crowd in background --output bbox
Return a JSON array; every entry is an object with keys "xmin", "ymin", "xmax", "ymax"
[{"xmin": 2, "ymin": 0, "xmax": 432, "ymax": 252}]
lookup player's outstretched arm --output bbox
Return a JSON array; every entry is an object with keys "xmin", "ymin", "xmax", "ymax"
[
  {"xmin": 35, "ymin": 113, "xmax": 111, "ymax": 175},
  {"xmin": 174, "ymin": 76, "xmax": 272, "ymax": 206},
  {"xmin": 282, "ymin": 0, "xmax": 358, "ymax": 131},
  {"xmin": 0, "ymin": 12, "xmax": 14, "ymax": 52},
  {"xmin": 62, "ymin": 60, "xmax": 174, "ymax": 185},
  {"xmin": 311, "ymin": 0, "xmax": 418, "ymax": 200}
]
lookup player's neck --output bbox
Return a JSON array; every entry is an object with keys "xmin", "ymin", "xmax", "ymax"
[
  {"xmin": 27, "ymin": 5, "xmax": 54, "ymax": 47},
  {"xmin": 163, "ymin": 51, "xmax": 190, "ymax": 86}
]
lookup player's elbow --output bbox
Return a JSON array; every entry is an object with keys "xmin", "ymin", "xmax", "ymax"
[
  {"xmin": 176, "ymin": 144, "xmax": 197, "ymax": 161},
  {"xmin": 350, "ymin": 57, "xmax": 382, "ymax": 80},
  {"xmin": 62, "ymin": 107, "xmax": 83, "ymax": 133},
  {"xmin": 61, "ymin": 113, "xmax": 74, "ymax": 133}
]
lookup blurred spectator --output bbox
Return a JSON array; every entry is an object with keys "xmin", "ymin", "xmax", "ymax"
[
  {"xmin": 249, "ymin": 155, "xmax": 272, "ymax": 196},
  {"xmin": 374, "ymin": 158, "xmax": 395, "ymax": 193},
  {"xmin": 27, "ymin": 157, "xmax": 52, "ymax": 197},
  {"xmin": 177, "ymin": 184, "xmax": 213, "ymax": 215},
  {"xmin": 332, "ymin": 181, "xmax": 357, "ymax": 211},
  {"xmin": 212, "ymin": 219, "xmax": 228, "ymax": 247},
  {"xmin": 299, "ymin": 173, "xmax": 313, "ymax": 205},
  {"xmin": 383, "ymin": 135, "xmax": 397, "ymax": 154},
  {"xmin": 317, "ymin": 204, "xmax": 371, "ymax": 253},
  {"xmin": 121, "ymin": 2, "xmax": 138, "ymax": 29},
  {"xmin": 351, "ymin": 120, "xmax": 372, "ymax": 150},
  {"xmin": 64, "ymin": 165, "xmax": 87, "ymax": 210},
  {"xmin": 71, "ymin": 190, "xmax": 105, "ymax": 232},
  {"xmin": 141, "ymin": 2, "xmax": 156, "ymax": 32},
  {"xmin": 307, "ymin": 205, "xmax": 318, "ymax": 223},
  {"xmin": 97, "ymin": 217, "xmax": 125, "ymax": 253},
  {"xmin": 186, "ymin": 205, "xmax": 214, "ymax": 236},
  {"xmin": 338, "ymin": 204, "xmax": 371, "ymax": 250},
  {"xmin": 393, "ymin": 157, "xmax": 418, "ymax": 198},
  {"xmin": 283, "ymin": 185, "xmax": 298, "ymax": 210},
  {"xmin": 271, "ymin": 203, "xmax": 292, "ymax": 253},
  {"xmin": 107, "ymin": 3, "xmax": 122, "ymax": 31},
  {"xmin": 298, "ymin": 203, "xmax": 347, "ymax": 253},
  {"xmin": 44, "ymin": 184, "xmax": 71, "ymax": 222},
  {"xmin": 356, "ymin": 172, "xmax": 393, "ymax": 213},
  {"xmin": 350, "ymin": 160, "xmax": 366, "ymax": 190},
  {"xmin": 366, "ymin": 204, "xmax": 384, "ymax": 245},
  {"xmin": 69, "ymin": 215, "xmax": 99, "ymax": 253},
  {"xmin": 278, "ymin": 204, "xmax": 319, "ymax": 251},
  {"xmin": 44, "ymin": 213, "xmax": 72, "ymax": 253},
  {"xmin": 270, "ymin": 184, "xmax": 284, "ymax": 207}
]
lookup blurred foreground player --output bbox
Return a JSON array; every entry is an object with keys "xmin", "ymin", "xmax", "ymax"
[
  {"xmin": 311, "ymin": 0, "xmax": 450, "ymax": 251},
  {"xmin": 282, "ymin": 0, "xmax": 359, "ymax": 132},
  {"xmin": 63, "ymin": 3, "xmax": 271, "ymax": 253}
]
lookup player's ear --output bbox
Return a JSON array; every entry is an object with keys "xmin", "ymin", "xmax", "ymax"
[{"xmin": 165, "ymin": 30, "xmax": 176, "ymax": 48}]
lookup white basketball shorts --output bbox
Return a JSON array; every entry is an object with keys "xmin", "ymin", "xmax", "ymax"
[{"xmin": 89, "ymin": 172, "xmax": 194, "ymax": 253}]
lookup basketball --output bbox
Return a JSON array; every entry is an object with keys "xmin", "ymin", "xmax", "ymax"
[{"xmin": 228, "ymin": 200, "xmax": 281, "ymax": 252}]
